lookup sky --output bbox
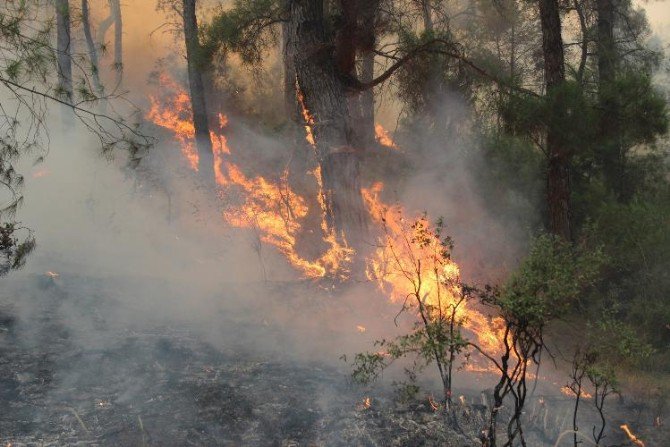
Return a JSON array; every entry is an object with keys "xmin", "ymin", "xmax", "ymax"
[{"xmin": 643, "ymin": 0, "xmax": 670, "ymax": 41}]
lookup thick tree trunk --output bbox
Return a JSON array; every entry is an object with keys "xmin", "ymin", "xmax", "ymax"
[
  {"xmin": 55, "ymin": 0, "xmax": 72, "ymax": 104},
  {"xmin": 538, "ymin": 0, "xmax": 571, "ymax": 240},
  {"xmin": 109, "ymin": 0, "xmax": 123, "ymax": 86},
  {"xmin": 358, "ymin": 52, "xmax": 375, "ymax": 146},
  {"xmin": 596, "ymin": 0, "xmax": 624, "ymax": 200},
  {"xmin": 281, "ymin": 7, "xmax": 298, "ymax": 124},
  {"xmin": 182, "ymin": 0, "xmax": 214, "ymax": 181},
  {"xmin": 289, "ymin": 0, "xmax": 367, "ymax": 242},
  {"xmin": 81, "ymin": 0, "xmax": 104, "ymax": 98},
  {"xmin": 597, "ymin": 0, "xmax": 616, "ymax": 90},
  {"xmin": 357, "ymin": 0, "xmax": 379, "ymax": 148}
]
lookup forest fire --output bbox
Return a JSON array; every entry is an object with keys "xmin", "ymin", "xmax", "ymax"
[
  {"xmin": 560, "ymin": 386, "xmax": 593, "ymax": 399},
  {"xmin": 620, "ymin": 424, "xmax": 645, "ymax": 446},
  {"xmin": 375, "ymin": 124, "xmax": 399, "ymax": 150},
  {"xmin": 147, "ymin": 75, "xmax": 200, "ymax": 171},
  {"xmin": 149, "ymin": 77, "xmax": 504, "ymax": 356},
  {"xmin": 358, "ymin": 396, "xmax": 372, "ymax": 410},
  {"xmin": 296, "ymin": 87, "xmax": 316, "ymax": 148},
  {"xmin": 148, "ymin": 75, "xmax": 352, "ymax": 279},
  {"xmin": 361, "ymin": 182, "xmax": 503, "ymax": 356},
  {"xmin": 2, "ymin": 1, "xmax": 668, "ymax": 446}
]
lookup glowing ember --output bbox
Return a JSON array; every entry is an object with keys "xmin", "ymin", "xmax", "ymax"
[
  {"xmin": 375, "ymin": 124, "xmax": 398, "ymax": 150},
  {"xmin": 361, "ymin": 182, "xmax": 502, "ymax": 355},
  {"xmin": 560, "ymin": 386, "xmax": 593, "ymax": 399},
  {"xmin": 428, "ymin": 395, "xmax": 442, "ymax": 411},
  {"xmin": 358, "ymin": 396, "xmax": 372, "ymax": 410},
  {"xmin": 620, "ymin": 424, "xmax": 645, "ymax": 447},
  {"xmin": 46, "ymin": 271, "xmax": 59, "ymax": 278},
  {"xmin": 148, "ymin": 75, "xmax": 352, "ymax": 279},
  {"xmin": 356, "ymin": 325, "xmax": 366, "ymax": 333}
]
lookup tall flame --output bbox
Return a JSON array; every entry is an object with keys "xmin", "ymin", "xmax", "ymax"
[
  {"xmin": 147, "ymin": 74, "xmax": 199, "ymax": 171},
  {"xmin": 148, "ymin": 75, "xmax": 351, "ymax": 278},
  {"xmin": 361, "ymin": 182, "xmax": 503, "ymax": 355},
  {"xmin": 296, "ymin": 84, "xmax": 354, "ymax": 278}
]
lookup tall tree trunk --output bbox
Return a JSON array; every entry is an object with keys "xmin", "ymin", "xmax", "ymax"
[
  {"xmin": 538, "ymin": 0, "xmax": 571, "ymax": 240},
  {"xmin": 96, "ymin": 3, "xmax": 114, "ymax": 47},
  {"xmin": 358, "ymin": 52, "xmax": 375, "ymax": 146},
  {"xmin": 289, "ymin": 0, "xmax": 367, "ymax": 242},
  {"xmin": 55, "ymin": 0, "xmax": 73, "ymax": 104},
  {"xmin": 357, "ymin": 0, "xmax": 379, "ymax": 148},
  {"xmin": 421, "ymin": 0, "xmax": 433, "ymax": 31},
  {"xmin": 419, "ymin": 0, "xmax": 449, "ymax": 131},
  {"xmin": 81, "ymin": 0, "xmax": 104, "ymax": 98},
  {"xmin": 282, "ymin": 0, "xmax": 298, "ymax": 124},
  {"xmin": 596, "ymin": 0, "xmax": 623, "ymax": 200},
  {"xmin": 182, "ymin": 0, "xmax": 214, "ymax": 181},
  {"xmin": 109, "ymin": 0, "xmax": 123, "ymax": 86}
]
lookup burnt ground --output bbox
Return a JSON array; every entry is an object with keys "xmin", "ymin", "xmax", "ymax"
[
  {"xmin": 0, "ymin": 274, "xmax": 667, "ymax": 446},
  {"xmin": 0, "ymin": 274, "xmax": 481, "ymax": 447}
]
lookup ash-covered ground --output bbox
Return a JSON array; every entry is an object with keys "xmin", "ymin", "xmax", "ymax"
[
  {"xmin": 1, "ymin": 274, "xmax": 666, "ymax": 446},
  {"xmin": 0, "ymin": 274, "xmax": 484, "ymax": 446}
]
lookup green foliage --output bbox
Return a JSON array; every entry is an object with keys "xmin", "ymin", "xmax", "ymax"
[
  {"xmin": 495, "ymin": 234, "xmax": 606, "ymax": 328},
  {"xmin": 500, "ymin": 81, "xmax": 598, "ymax": 154},
  {"xmin": 394, "ymin": 29, "xmax": 474, "ymax": 119},
  {"xmin": 596, "ymin": 310, "xmax": 655, "ymax": 367},
  {"xmin": 600, "ymin": 71, "xmax": 668, "ymax": 147},
  {"xmin": 0, "ymin": 222, "xmax": 35, "ymax": 276},
  {"xmin": 478, "ymin": 131, "xmax": 544, "ymax": 225},
  {"xmin": 588, "ymin": 194, "xmax": 670, "ymax": 350},
  {"xmin": 350, "ymin": 351, "xmax": 387, "ymax": 385},
  {"xmin": 350, "ymin": 216, "xmax": 470, "ymax": 401},
  {"xmin": 202, "ymin": 0, "xmax": 282, "ymax": 66}
]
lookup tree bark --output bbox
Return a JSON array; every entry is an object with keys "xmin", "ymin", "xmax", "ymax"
[
  {"xmin": 358, "ymin": 52, "xmax": 375, "ymax": 146},
  {"xmin": 182, "ymin": 0, "xmax": 214, "ymax": 181},
  {"xmin": 282, "ymin": 1, "xmax": 299, "ymax": 124},
  {"xmin": 596, "ymin": 0, "xmax": 624, "ymax": 200},
  {"xmin": 81, "ymin": 0, "xmax": 104, "ymax": 98},
  {"xmin": 289, "ymin": 0, "xmax": 367, "ymax": 242},
  {"xmin": 109, "ymin": 0, "xmax": 123, "ymax": 86},
  {"xmin": 55, "ymin": 0, "xmax": 73, "ymax": 104},
  {"xmin": 357, "ymin": 0, "xmax": 379, "ymax": 148},
  {"xmin": 538, "ymin": 0, "xmax": 571, "ymax": 240}
]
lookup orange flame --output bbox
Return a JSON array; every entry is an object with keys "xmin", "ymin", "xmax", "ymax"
[
  {"xmin": 296, "ymin": 85, "xmax": 316, "ymax": 148},
  {"xmin": 560, "ymin": 386, "xmax": 593, "ymax": 399},
  {"xmin": 361, "ymin": 182, "xmax": 503, "ymax": 356},
  {"xmin": 620, "ymin": 424, "xmax": 645, "ymax": 447},
  {"xmin": 428, "ymin": 395, "xmax": 442, "ymax": 411},
  {"xmin": 375, "ymin": 124, "xmax": 398, "ymax": 150},
  {"xmin": 148, "ymin": 75, "xmax": 352, "ymax": 279},
  {"xmin": 295, "ymin": 83, "xmax": 354, "ymax": 277},
  {"xmin": 147, "ymin": 74, "xmax": 199, "ymax": 171},
  {"xmin": 358, "ymin": 396, "xmax": 372, "ymax": 410}
]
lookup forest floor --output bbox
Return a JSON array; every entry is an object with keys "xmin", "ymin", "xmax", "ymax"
[
  {"xmin": 0, "ymin": 274, "xmax": 666, "ymax": 446},
  {"xmin": 0, "ymin": 274, "xmax": 482, "ymax": 447}
]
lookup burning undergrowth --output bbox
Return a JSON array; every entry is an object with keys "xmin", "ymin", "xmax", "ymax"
[
  {"xmin": 137, "ymin": 74, "xmax": 670, "ymax": 446},
  {"xmin": 1, "ymin": 69, "xmax": 664, "ymax": 447},
  {"xmin": 0, "ymin": 274, "xmax": 488, "ymax": 446}
]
